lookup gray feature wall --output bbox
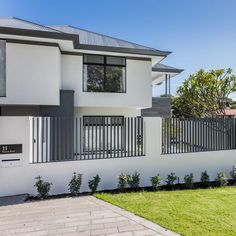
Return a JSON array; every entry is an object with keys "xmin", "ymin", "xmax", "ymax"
[
  {"xmin": 39, "ymin": 90, "xmax": 75, "ymax": 161},
  {"xmin": 141, "ymin": 97, "xmax": 172, "ymax": 118},
  {"xmin": 39, "ymin": 90, "xmax": 74, "ymax": 117},
  {"xmin": 1, "ymin": 106, "xmax": 40, "ymax": 116},
  {"xmin": 0, "ymin": 40, "xmax": 6, "ymax": 97}
]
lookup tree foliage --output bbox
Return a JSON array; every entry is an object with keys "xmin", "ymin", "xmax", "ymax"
[{"xmin": 172, "ymin": 69, "xmax": 236, "ymax": 118}]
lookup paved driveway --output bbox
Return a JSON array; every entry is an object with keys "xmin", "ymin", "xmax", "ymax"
[{"xmin": 0, "ymin": 196, "xmax": 178, "ymax": 236}]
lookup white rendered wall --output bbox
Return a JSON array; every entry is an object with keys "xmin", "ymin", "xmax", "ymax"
[
  {"xmin": 1, "ymin": 117, "xmax": 236, "ymax": 197},
  {"xmin": 0, "ymin": 43, "xmax": 61, "ymax": 105},
  {"xmin": 61, "ymin": 54, "xmax": 81, "ymax": 106},
  {"xmin": 61, "ymin": 54, "xmax": 152, "ymax": 109}
]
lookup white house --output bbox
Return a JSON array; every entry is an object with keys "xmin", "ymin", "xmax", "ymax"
[{"xmin": 3, "ymin": 18, "xmax": 235, "ymax": 197}]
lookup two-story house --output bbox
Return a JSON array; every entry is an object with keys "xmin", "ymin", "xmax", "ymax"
[
  {"xmin": 0, "ymin": 17, "xmax": 182, "ymax": 120},
  {"xmin": 0, "ymin": 18, "xmax": 235, "ymax": 199}
]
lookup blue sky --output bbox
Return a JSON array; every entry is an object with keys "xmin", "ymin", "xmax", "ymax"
[{"xmin": 1, "ymin": 0, "xmax": 236, "ymax": 97}]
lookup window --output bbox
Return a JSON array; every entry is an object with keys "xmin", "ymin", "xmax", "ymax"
[
  {"xmin": 83, "ymin": 54, "xmax": 126, "ymax": 93},
  {"xmin": 83, "ymin": 116, "xmax": 124, "ymax": 152},
  {"xmin": 83, "ymin": 116, "xmax": 124, "ymax": 126}
]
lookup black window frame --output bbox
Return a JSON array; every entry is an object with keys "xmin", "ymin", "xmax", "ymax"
[
  {"xmin": 82, "ymin": 115, "xmax": 125, "ymax": 153},
  {"xmin": 83, "ymin": 54, "xmax": 126, "ymax": 93},
  {"xmin": 83, "ymin": 115, "xmax": 124, "ymax": 126}
]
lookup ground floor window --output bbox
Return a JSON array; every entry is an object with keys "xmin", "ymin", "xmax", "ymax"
[{"xmin": 83, "ymin": 116, "xmax": 124, "ymax": 153}]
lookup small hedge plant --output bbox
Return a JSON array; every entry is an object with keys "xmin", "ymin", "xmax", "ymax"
[
  {"xmin": 215, "ymin": 172, "xmax": 228, "ymax": 187},
  {"xmin": 118, "ymin": 172, "xmax": 140, "ymax": 191},
  {"xmin": 118, "ymin": 173, "xmax": 130, "ymax": 192},
  {"xmin": 184, "ymin": 173, "xmax": 194, "ymax": 189},
  {"xmin": 68, "ymin": 172, "xmax": 82, "ymax": 196},
  {"xmin": 128, "ymin": 172, "xmax": 140, "ymax": 190},
  {"xmin": 150, "ymin": 174, "xmax": 162, "ymax": 191},
  {"xmin": 34, "ymin": 176, "xmax": 52, "ymax": 199},
  {"xmin": 88, "ymin": 174, "xmax": 101, "ymax": 193},
  {"xmin": 200, "ymin": 170, "xmax": 210, "ymax": 187},
  {"xmin": 166, "ymin": 172, "xmax": 177, "ymax": 186}
]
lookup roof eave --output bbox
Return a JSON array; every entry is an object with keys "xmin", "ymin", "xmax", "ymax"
[
  {"xmin": 75, "ymin": 44, "xmax": 171, "ymax": 57},
  {"xmin": 0, "ymin": 26, "xmax": 80, "ymax": 47},
  {"xmin": 152, "ymin": 68, "xmax": 184, "ymax": 74}
]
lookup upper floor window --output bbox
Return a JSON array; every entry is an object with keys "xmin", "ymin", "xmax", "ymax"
[{"xmin": 83, "ymin": 54, "xmax": 126, "ymax": 93}]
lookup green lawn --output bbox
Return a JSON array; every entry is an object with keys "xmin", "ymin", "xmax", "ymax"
[{"xmin": 95, "ymin": 187, "xmax": 236, "ymax": 236}]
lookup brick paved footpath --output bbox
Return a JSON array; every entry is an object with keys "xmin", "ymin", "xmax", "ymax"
[{"xmin": 0, "ymin": 196, "xmax": 179, "ymax": 236}]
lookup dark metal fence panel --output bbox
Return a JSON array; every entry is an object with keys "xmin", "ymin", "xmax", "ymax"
[
  {"xmin": 31, "ymin": 116, "xmax": 145, "ymax": 163},
  {"xmin": 162, "ymin": 118, "xmax": 236, "ymax": 154}
]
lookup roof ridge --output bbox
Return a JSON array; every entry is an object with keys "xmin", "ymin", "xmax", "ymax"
[
  {"xmin": 51, "ymin": 24, "xmax": 169, "ymax": 53},
  {"xmin": 11, "ymin": 17, "xmax": 63, "ymax": 33}
]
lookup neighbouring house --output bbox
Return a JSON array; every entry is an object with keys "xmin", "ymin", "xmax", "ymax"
[{"xmin": 217, "ymin": 108, "xmax": 236, "ymax": 118}]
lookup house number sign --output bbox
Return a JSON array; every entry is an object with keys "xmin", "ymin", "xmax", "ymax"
[{"xmin": 0, "ymin": 144, "xmax": 22, "ymax": 154}]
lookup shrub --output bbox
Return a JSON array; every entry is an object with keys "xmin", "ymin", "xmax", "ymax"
[
  {"xmin": 128, "ymin": 172, "xmax": 140, "ymax": 190},
  {"xmin": 34, "ymin": 176, "xmax": 52, "ymax": 199},
  {"xmin": 215, "ymin": 172, "xmax": 228, "ymax": 187},
  {"xmin": 150, "ymin": 175, "xmax": 162, "ymax": 191},
  {"xmin": 68, "ymin": 172, "xmax": 82, "ymax": 196},
  {"xmin": 184, "ymin": 173, "xmax": 194, "ymax": 189},
  {"xmin": 200, "ymin": 170, "xmax": 210, "ymax": 186},
  {"xmin": 118, "ymin": 173, "xmax": 130, "ymax": 192},
  {"xmin": 166, "ymin": 172, "xmax": 177, "ymax": 186},
  {"xmin": 230, "ymin": 166, "xmax": 236, "ymax": 184},
  {"xmin": 88, "ymin": 174, "xmax": 101, "ymax": 193}
]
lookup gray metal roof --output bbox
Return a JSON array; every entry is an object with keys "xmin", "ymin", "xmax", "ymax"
[
  {"xmin": 50, "ymin": 25, "xmax": 157, "ymax": 50},
  {"xmin": 152, "ymin": 63, "xmax": 183, "ymax": 73},
  {"xmin": 0, "ymin": 17, "xmax": 171, "ymax": 56},
  {"xmin": 0, "ymin": 17, "xmax": 61, "ymax": 33}
]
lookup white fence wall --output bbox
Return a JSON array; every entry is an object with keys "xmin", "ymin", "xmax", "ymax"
[{"xmin": 0, "ymin": 117, "xmax": 236, "ymax": 197}]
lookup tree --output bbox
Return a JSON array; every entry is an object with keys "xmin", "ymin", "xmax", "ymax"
[{"xmin": 172, "ymin": 69, "xmax": 236, "ymax": 118}]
